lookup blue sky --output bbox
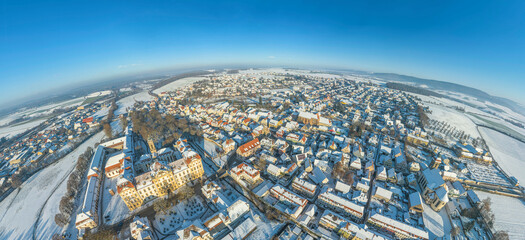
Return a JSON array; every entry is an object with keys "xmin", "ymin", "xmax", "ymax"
[{"xmin": 1, "ymin": 0, "xmax": 524, "ymax": 105}]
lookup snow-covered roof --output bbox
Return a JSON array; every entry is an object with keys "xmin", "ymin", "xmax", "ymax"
[
  {"xmin": 421, "ymin": 168, "xmax": 445, "ymax": 190},
  {"xmin": 227, "ymin": 200, "xmax": 250, "ymax": 222},
  {"xmin": 409, "ymin": 192, "xmax": 423, "ymax": 208},
  {"xmin": 105, "ymin": 152, "xmax": 126, "ymax": 169},
  {"xmin": 100, "ymin": 136, "xmax": 126, "ymax": 148},
  {"xmin": 319, "ymin": 192, "xmax": 364, "ymax": 216},
  {"xmin": 335, "ymin": 181, "xmax": 351, "ymax": 194},
  {"xmin": 80, "ymin": 177, "xmax": 98, "ymax": 218},
  {"xmin": 369, "ymin": 213, "xmax": 428, "ymax": 239},
  {"xmin": 87, "ymin": 146, "xmax": 105, "ymax": 178},
  {"xmin": 373, "ymin": 186, "xmax": 392, "ymax": 201},
  {"xmin": 270, "ymin": 184, "xmax": 308, "ymax": 207},
  {"xmin": 232, "ymin": 217, "xmax": 257, "ymax": 239}
]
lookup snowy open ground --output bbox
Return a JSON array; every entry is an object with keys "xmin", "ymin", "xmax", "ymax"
[
  {"xmin": 92, "ymin": 105, "xmax": 110, "ymax": 119},
  {"xmin": 0, "ymin": 97, "xmax": 84, "ymax": 127},
  {"xmin": 468, "ymin": 113, "xmax": 525, "ymax": 140},
  {"xmin": 101, "ymin": 177, "xmax": 130, "ymax": 225},
  {"xmin": 115, "ymin": 91, "xmax": 154, "ymax": 116},
  {"xmin": 410, "ymin": 94, "xmax": 481, "ymax": 138},
  {"xmin": 0, "ymin": 118, "xmax": 46, "ymax": 139},
  {"xmin": 422, "ymin": 203, "xmax": 446, "ymax": 239},
  {"xmin": 475, "ymin": 191, "xmax": 525, "ymax": 239},
  {"xmin": 479, "ymin": 127, "xmax": 525, "ymax": 185},
  {"xmin": 152, "ymin": 76, "xmax": 208, "ymax": 95},
  {"xmin": 0, "ymin": 131, "xmax": 104, "ymax": 240}
]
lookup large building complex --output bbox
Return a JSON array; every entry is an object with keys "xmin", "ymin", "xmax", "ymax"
[{"xmin": 118, "ymin": 148, "xmax": 204, "ymax": 210}]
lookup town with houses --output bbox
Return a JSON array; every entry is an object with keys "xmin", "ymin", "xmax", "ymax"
[
  {"xmin": 0, "ymin": 69, "xmax": 521, "ymax": 240},
  {"xmin": 0, "ymin": 102, "xmax": 107, "ymax": 189}
]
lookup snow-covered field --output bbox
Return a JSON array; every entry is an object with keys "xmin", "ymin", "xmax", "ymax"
[
  {"xmin": 0, "ymin": 97, "xmax": 84, "ymax": 127},
  {"xmin": 429, "ymin": 105, "xmax": 480, "ymax": 138},
  {"xmin": 468, "ymin": 113, "xmax": 525, "ymax": 140},
  {"xmin": 152, "ymin": 76, "xmax": 208, "ymax": 95},
  {"xmin": 475, "ymin": 191, "xmax": 525, "ymax": 239},
  {"xmin": 0, "ymin": 131, "xmax": 104, "ymax": 240},
  {"xmin": 92, "ymin": 105, "xmax": 110, "ymax": 119},
  {"xmin": 85, "ymin": 90, "xmax": 112, "ymax": 98},
  {"xmin": 115, "ymin": 91, "xmax": 154, "ymax": 116},
  {"xmin": 0, "ymin": 118, "xmax": 45, "ymax": 139},
  {"xmin": 479, "ymin": 127, "xmax": 525, "ymax": 184}
]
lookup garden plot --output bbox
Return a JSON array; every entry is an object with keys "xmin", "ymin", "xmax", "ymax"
[
  {"xmin": 153, "ymin": 206, "xmax": 184, "ymax": 234},
  {"xmin": 177, "ymin": 196, "xmax": 206, "ymax": 220},
  {"xmin": 466, "ymin": 162, "xmax": 511, "ymax": 186}
]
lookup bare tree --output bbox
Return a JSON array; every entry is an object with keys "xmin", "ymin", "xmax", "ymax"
[{"xmin": 494, "ymin": 231, "xmax": 510, "ymax": 240}]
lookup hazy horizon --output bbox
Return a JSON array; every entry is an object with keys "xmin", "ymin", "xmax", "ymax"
[{"xmin": 1, "ymin": 1, "xmax": 525, "ymax": 106}]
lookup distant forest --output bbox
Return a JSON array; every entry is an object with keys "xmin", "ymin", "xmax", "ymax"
[{"xmin": 386, "ymin": 82, "xmax": 444, "ymax": 98}]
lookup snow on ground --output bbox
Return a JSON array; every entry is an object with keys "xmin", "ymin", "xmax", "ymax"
[
  {"xmin": 0, "ymin": 118, "xmax": 46, "ymax": 138},
  {"xmin": 152, "ymin": 196, "xmax": 206, "ymax": 235},
  {"xmin": 410, "ymin": 92, "xmax": 525, "ymax": 140},
  {"xmin": 426, "ymin": 103, "xmax": 480, "ymax": 138},
  {"xmin": 468, "ymin": 113, "xmax": 525, "ymax": 139},
  {"xmin": 92, "ymin": 105, "xmax": 109, "ymax": 119},
  {"xmin": 238, "ymin": 68, "xmax": 342, "ymax": 80},
  {"xmin": 153, "ymin": 204, "xmax": 184, "ymax": 234},
  {"xmin": 101, "ymin": 177, "xmax": 130, "ymax": 225},
  {"xmin": 422, "ymin": 203, "xmax": 447, "ymax": 239},
  {"xmin": 475, "ymin": 191, "xmax": 525, "ymax": 239},
  {"xmin": 111, "ymin": 119, "xmax": 124, "ymax": 136},
  {"xmin": 484, "ymin": 101, "xmax": 525, "ymax": 124},
  {"xmin": 0, "ymin": 98, "xmax": 84, "ymax": 127},
  {"xmin": 152, "ymin": 76, "xmax": 208, "ymax": 94},
  {"xmin": 479, "ymin": 127, "xmax": 525, "ymax": 185},
  {"xmin": 115, "ymin": 91, "xmax": 154, "ymax": 116},
  {"xmin": 85, "ymin": 90, "xmax": 112, "ymax": 98},
  {"xmin": 204, "ymin": 139, "xmax": 220, "ymax": 158},
  {"xmin": 176, "ymin": 196, "xmax": 206, "ymax": 220},
  {"xmin": 34, "ymin": 172, "xmax": 71, "ymax": 239},
  {"xmin": 245, "ymin": 213, "xmax": 283, "ymax": 240},
  {"xmin": 119, "ymin": 87, "xmax": 132, "ymax": 92},
  {"xmin": 0, "ymin": 131, "xmax": 104, "ymax": 240}
]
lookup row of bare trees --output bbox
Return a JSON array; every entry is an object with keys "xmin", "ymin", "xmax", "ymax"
[
  {"xmin": 54, "ymin": 147, "xmax": 93, "ymax": 227},
  {"xmin": 460, "ymin": 197, "xmax": 509, "ymax": 239},
  {"xmin": 101, "ymin": 99, "xmax": 118, "ymax": 139}
]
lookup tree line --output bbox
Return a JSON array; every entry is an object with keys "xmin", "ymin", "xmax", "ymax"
[
  {"xmin": 54, "ymin": 146, "xmax": 94, "ymax": 228},
  {"xmin": 386, "ymin": 82, "xmax": 443, "ymax": 98},
  {"xmin": 101, "ymin": 99, "xmax": 118, "ymax": 139}
]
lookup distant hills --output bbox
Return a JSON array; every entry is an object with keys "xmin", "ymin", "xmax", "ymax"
[{"xmin": 368, "ymin": 72, "xmax": 525, "ymax": 117}]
